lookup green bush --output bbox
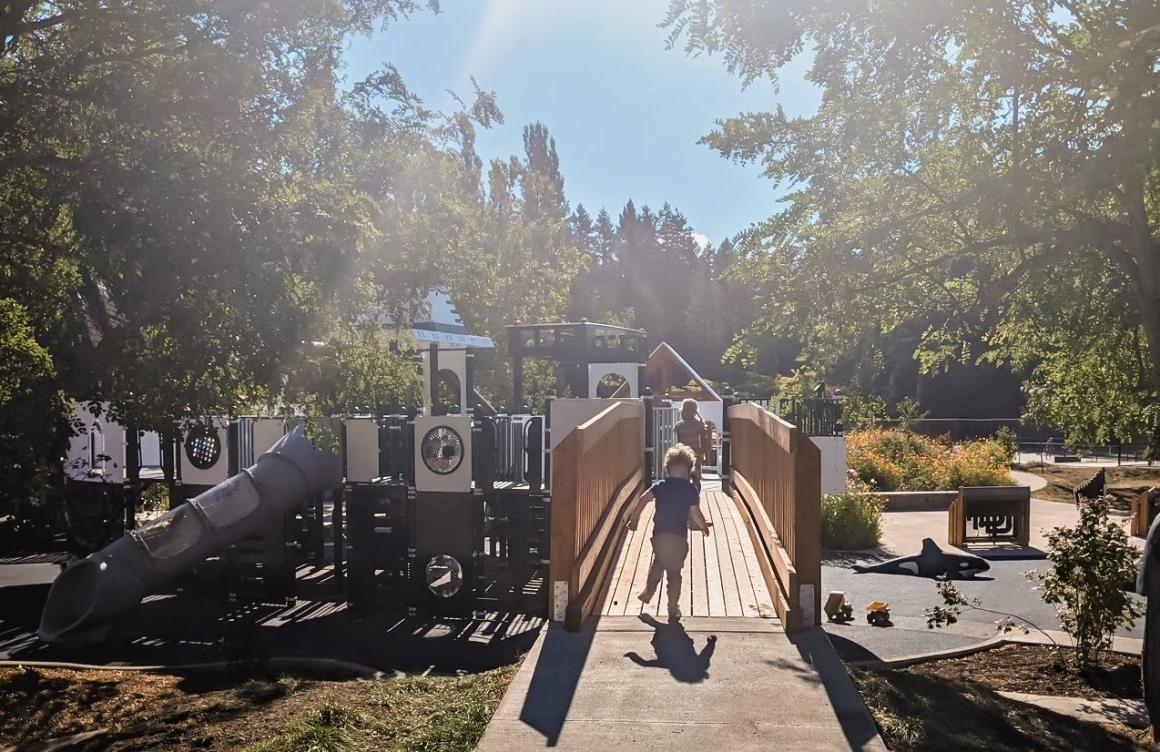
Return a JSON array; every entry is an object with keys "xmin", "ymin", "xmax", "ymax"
[
  {"xmin": 1031, "ymin": 495, "xmax": 1142, "ymax": 668},
  {"xmin": 847, "ymin": 428, "xmax": 1013, "ymax": 491},
  {"xmin": 821, "ymin": 493, "xmax": 884, "ymax": 550}
]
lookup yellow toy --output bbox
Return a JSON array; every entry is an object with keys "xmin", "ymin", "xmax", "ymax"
[{"xmin": 866, "ymin": 600, "xmax": 891, "ymax": 626}]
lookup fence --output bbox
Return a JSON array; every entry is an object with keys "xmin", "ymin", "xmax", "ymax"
[
  {"xmin": 549, "ymin": 401, "xmax": 645, "ymax": 630},
  {"xmin": 652, "ymin": 404, "xmax": 677, "ymax": 479},
  {"xmin": 773, "ymin": 397, "xmax": 843, "ymax": 437},
  {"xmin": 726, "ymin": 401, "xmax": 821, "ymax": 631}
]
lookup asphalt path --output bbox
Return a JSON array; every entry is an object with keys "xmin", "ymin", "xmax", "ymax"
[{"xmin": 821, "ymin": 558, "xmax": 1146, "ymax": 662}]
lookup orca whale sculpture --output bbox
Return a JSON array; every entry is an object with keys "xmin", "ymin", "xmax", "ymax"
[{"xmin": 852, "ymin": 538, "xmax": 990, "ymax": 579}]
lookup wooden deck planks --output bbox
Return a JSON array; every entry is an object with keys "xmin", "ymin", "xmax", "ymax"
[
  {"xmin": 608, "ymin": 504, "xmax": 653, "ymax": 616},
  {"xmin": 599, "ymin": 487, "xmax": 776, "ymax": 619}
]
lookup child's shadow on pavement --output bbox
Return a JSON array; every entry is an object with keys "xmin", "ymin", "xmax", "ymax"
[{"xmin": 624, "ymin": 613, "xmax": 716, "ymax": 683}]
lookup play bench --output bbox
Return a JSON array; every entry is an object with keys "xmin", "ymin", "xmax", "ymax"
[{"xmin": 948, "ymin": 486, "xmax": 1031, "ymax": 547}]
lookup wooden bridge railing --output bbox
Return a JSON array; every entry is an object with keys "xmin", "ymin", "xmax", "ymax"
[
  {"xmin": 726, "ymin": 401, "xmax": 821, "ymax": 632},
  {"xmin": 549, "ymin": 401, "xmax": 645, "ymax": 630}
]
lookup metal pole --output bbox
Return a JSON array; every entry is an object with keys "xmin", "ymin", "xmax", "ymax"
[
  {"xmin": 428, "ymin": 343, "xmax": 440, "ymax": 416},
  {"xmin": 721, "ymin": 391, "xmax": 734, "ymax": 495},
  {"xmin": 513, "ymin": 355, "xmax": 524, "ymax": 414},
  {"xmin": 543, "ymin": 393, "xmax": 554, "ymax": 492},
  {"xmin": 643, "ymin": 387, "xmax": 655, "ymax": 484},
  {"xmin": 465, "ymin": 351, "xmax": 475, "ymax": 415}
]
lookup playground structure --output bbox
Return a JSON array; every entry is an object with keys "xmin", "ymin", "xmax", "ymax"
[
  {"xmin": 41, "ymin": 318, "xmax": 659, "ymax": 644},
  {"xmin": 41, "ymin": 307, "xmax": 831, "ymax": 646}
]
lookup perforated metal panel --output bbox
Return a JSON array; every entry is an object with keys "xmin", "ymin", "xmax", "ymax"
[
  {"xmin": 179, "ymin": 419, "xmax": 231, "ymax": 487},
  {"xmin": 413, "ymin": 415, "xmax": 472, "ymax": 493}
]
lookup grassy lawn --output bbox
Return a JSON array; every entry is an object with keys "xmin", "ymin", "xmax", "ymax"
[
  {"xmin": 852, "ymin": 645, "xmax": 1152, "ymax": 751},
  {"xmin": 0, "ymin": 664, "xmax": 516, "ymax": 752},
  {"xmin": 1020, "ymin": 465, "xmax": 1160, "ymax": 509}
]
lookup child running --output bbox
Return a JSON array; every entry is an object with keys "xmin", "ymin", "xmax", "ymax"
[{"xmin": 626, "ymin": 443, "xmax": 711, "ymax": 621}]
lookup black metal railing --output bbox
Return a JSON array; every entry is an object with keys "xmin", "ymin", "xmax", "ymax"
[{"xmin": 773, "ymin": 397, "xmax": 844, "ymax": 437}]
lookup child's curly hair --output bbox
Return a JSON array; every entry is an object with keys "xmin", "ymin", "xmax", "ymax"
[{"xmin": 663, "ymin": 443, "xmax": 697, "ymax": 475}]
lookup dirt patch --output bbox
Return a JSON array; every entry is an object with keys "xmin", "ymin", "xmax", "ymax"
[
  {"xmin": 1022, "ymin": 465, "xmax": 1160, "ymax": 509},
  {"xmin": 0, "ymin": 663, "xmax": 516, "ymax": 752},
  {"xmin": 852, "ymin": 644, "xmax": 1152, "ymax": 752},
  {"xmin": 911, "ymin": 644, "xmax": 1141, "ymax": 700}
]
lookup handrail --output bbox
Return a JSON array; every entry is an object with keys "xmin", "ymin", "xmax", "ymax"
[
  {"xmin": 549, "ymin": 401, "xmax": 644, "ymax": 630},
  {"xmin": 727, "ymin": 402, "xmax": 821, "ymax": 631}
]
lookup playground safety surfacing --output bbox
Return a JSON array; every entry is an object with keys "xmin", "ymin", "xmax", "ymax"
[{"xmin": 0, "ymin": 562, "xmax": 542, "ymax": 673}]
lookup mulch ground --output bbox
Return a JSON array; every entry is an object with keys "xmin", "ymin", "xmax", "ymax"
[
  {"xmin": 1022, "ymin": 465, "xmax": 1160, "ymax": 508},
  {"xmin": 852, "ymin": 644, "xmax": 1155, "ymax": 752},
  {"xmin": 0, "ymin": 663, "xmax": 516, "ymax": 752},
  {"xmin": 913, "ymin": 644, "xmax": 1142, "ymax": 700}
]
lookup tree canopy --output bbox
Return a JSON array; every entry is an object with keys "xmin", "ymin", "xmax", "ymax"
[
  {"xmin": 0, "ymin": 1, "xmax": 593, "ymax": 512},
  {"xmin": 664, "ymin": 0, "xmax": 1160, "ymax": 445}
]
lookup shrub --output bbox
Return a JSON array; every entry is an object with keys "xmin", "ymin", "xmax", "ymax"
[
  {"xmin": 993, "ymin": 425, "xmax": 1020, "ymax": 460},
  {"xmin": 821, "ymin": 493, "xmax": 884, "ymax": 550},
  {"xmin": 847, "ymin": 428, "xmax": 1012, "ymax": 491},
  {"xmin": 936, "ymin": 440, "xmax": 1013, "ymax": 489},
  {"xmin": 1030, "ymin": 495, "xmax": 1142, "ymax": 668}
]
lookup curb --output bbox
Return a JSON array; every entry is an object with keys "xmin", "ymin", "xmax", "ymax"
[
  {"xmin": 847, "ymin": 630, "xmax": 1143, "ymax": 670},
  {"xmin": 0, "ymin": 655, "xmax": 396, "ymax": 679}
]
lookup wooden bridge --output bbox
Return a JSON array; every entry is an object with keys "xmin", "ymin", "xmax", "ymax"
[
  {"xmin": 549, "ymin": 397, "xmax": 822, "ymax": 633},
  {"xmin": 478, "ymin": 398, "xmax": 883, "ymax": 752}
]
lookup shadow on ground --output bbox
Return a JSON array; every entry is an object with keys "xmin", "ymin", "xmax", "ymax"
[
  {"xmin": 852, "ymin": 668, "xmax": 1143, "ymax": 752},
  {"xmin": 0, "ymin": 571, "xmax": 542, "ymax": 673},
  {"xmin": 623, "ymin": 613, "xmax": 716, "ymax": 683}
]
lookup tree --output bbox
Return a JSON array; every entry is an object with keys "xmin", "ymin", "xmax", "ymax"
[
  {"xmin": 0, "ymin": 0, "xmax": 441, "ymax": 515},
  {"xmin": 569, "ymin": 204, "xmax": 597, "ymax": 260},
  {"xmin": 663, "ymin": 0, "xmax": 1160, "ymax": 440},
  {"xmin": 520, "ymin": 122, "xmax": 567, "ymax": 222},
  {"xmin": 594, "ymin": 208, "xmax": 617, "ymax": 265}
]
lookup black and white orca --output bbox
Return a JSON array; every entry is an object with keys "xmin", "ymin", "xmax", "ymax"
[{"xmin": 852, "ymin": 538, "xmax": 990, "ymax": 579}]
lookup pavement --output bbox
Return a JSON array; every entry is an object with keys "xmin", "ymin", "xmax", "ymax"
[
  {"xmin": 476, "ymin": 615, "xmax": 887, "ymax": 752},
  {"xmin": 1009, "ymin": 469, "xmax": 1048, "ymax": 491},
  {"xmin": 820, "ymin": 466, "xmax": 1151, "ymax": 663},
  {"xmin": 999, "ymin": 693, "xmax": 1150, "ymax": 729},
  {"xmin": 821, "ymin": 555, "xmax": 1146, "ymax": 663},
  {"xmin": 1016, "ymin": 452, "xmax": 1151, "ymax": 468},
  {"xmin": 876, "ymin": 499, "xmax": 1128, "ymax": 558}
]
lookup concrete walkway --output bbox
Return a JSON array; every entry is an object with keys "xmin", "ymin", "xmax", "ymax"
[
  {"xmin": 1009, "ymin": 469, "xmax": 1048, "ymax": 492},
  {"xmin": 476, "ymin": 616, "xmax": 886, "ymax": 752},
  {"xmin": 998, "ymin": 693, "xmax": 1150, "ymax": 729}
]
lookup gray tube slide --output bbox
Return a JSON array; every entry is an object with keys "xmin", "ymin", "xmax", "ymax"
[{"xmin": 39, "ymin": 425, "xmax": 330, "ymax": 646}]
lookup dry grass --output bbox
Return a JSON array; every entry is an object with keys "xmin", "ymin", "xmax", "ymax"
[
  {"xmin": 0, "ymin": 663, "xmax": 517, "ymax": 752},
  {"xmin": 853, "ymin": 666, "xmax": 1152, "ymax": 751},
  {"xmin": 1023, "ymin": 465, "xmax": 1160, "ymax": 509},
  {"xmin": 852, "ymin": 644, "xmax": 1152, "ymax": 751}
]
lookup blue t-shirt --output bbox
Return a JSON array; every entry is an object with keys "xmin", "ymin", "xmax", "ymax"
[{"xmin": 650, "ymin": 477, "xmax": 699, "ymax": 536}]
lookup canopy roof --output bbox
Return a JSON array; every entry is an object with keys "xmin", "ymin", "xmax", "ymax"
[{"xmin": 372, "ymin": 288, "xmax": 494, "ymax": 350}]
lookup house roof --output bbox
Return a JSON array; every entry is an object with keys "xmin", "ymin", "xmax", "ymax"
[{"xmin": 614, "ymin": 342, "xmax": 721, "ymax": 401}]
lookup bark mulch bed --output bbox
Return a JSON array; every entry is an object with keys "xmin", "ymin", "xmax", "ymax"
[
  {"xmin": 852, "ymin": 644, "xmax": 1154, "ymax": 752},
  {"xmin": 0, "ymin": 662, "xmax": 516, "ymax": 752}
]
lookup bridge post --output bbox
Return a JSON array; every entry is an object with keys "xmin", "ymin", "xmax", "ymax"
[
  {"xmin": 643, "ymin": 387, "xmax": 655, "ymax": 484},
  {"xmin": 721, "ymin": 390, "xmax": 734, "ymax": 494}
]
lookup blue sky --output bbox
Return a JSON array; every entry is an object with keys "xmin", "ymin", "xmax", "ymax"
[{"xmin": 345, "ymin": 0, "xmax": 819, "ymax": 246}]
